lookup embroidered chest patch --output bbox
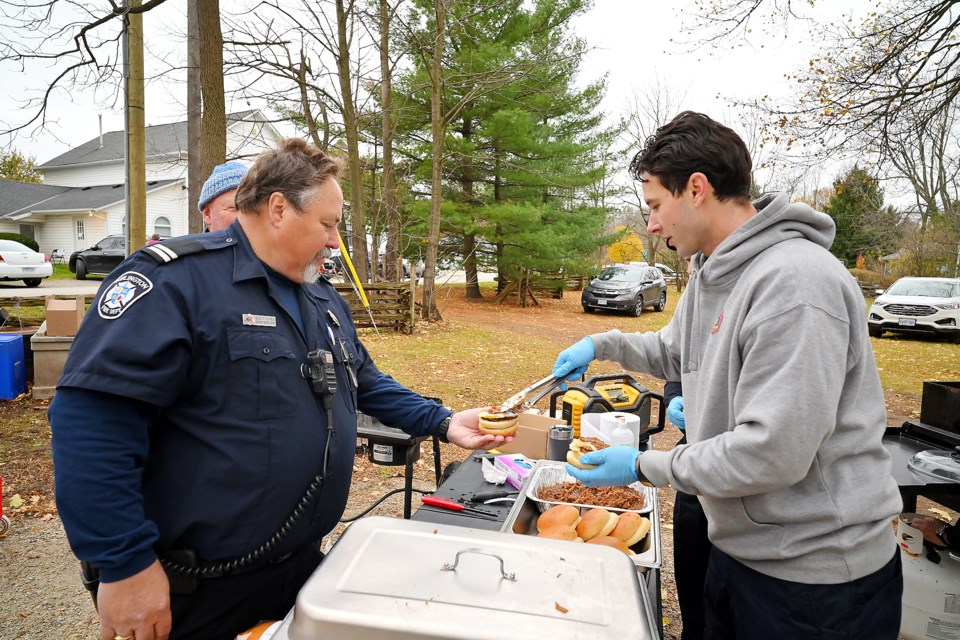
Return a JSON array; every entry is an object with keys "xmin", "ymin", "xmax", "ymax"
[
  {"xmin": 711, "ymin": 310, "xmax": 724, "ymax": 335},
  {"xmin": 98, "ymin": 271, "xmax": 154, "ymax": 320}
]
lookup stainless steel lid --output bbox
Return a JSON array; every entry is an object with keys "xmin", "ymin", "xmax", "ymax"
[
  {"xmin": 907, "ymin": 447, "xmax": 960, "ymax": 483},
  {"xmin": 290, "ymin": 516, "xmax": 656, "ymax": 640}
]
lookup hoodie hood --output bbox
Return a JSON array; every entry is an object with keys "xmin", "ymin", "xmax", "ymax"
[{"xmin": 696, "ymin": 193, "xmax": 836, "ymax": 284}]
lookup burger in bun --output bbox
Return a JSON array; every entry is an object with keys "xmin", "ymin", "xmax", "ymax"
[
  {"xmin": 609, "ymin": 512, "xmax": 651, "ymax": 548},
  {"xmin": 536, "ymin": 504, "xmax": 581, "ymax": 532},
  {"xmin": 536, "ymin": 525, "xmax": 583, "ymax": 542},
  {"xmin": 576, "ymin": 507, "xmax": 619, "ymax": 541},
  {"xmin": 567, "ymin": 438, "xmax": 599, "ymax": 470},
  {"xmin": 586, "ymin": 535, "xmax": 634, "ymax": 556},
  {"xmin": 478, "ymin": 410, "xmax": 519, "ymax": 436}
]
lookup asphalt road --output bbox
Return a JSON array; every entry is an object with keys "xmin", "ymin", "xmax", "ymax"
[{"xmin": 0, "ymin": 278, "xmax": 102, "ymax": 299}]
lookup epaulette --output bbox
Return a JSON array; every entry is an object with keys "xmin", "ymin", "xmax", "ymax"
[{"xmin": 142, "ymin": 238, "xmax": 209, "ymax": 264}]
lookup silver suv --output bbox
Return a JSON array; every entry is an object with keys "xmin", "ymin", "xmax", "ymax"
[
  {"xmin": 581, "ymin": 264, "xmax": 667, "ymax": 316},
  {"xmin": 867, "ymin": 277, "xmax": 960, "ymax": 343}
]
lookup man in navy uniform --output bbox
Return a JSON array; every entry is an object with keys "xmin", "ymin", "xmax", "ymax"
[{"xmin": 49, "ymin": 138, "xmax": 509, "ymax": 640}]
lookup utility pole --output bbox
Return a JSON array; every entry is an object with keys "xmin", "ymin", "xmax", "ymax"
[
  {"xmin": 124, "ymin": 0, "xmax": 147, "ymax": 252},
  {"xmin": 187, "ymin": 0, "xmax": 203, "ymax": 233}
]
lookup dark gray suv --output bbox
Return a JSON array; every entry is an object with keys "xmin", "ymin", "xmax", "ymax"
[{"xmin": 581, "ymin": 264, "xmax": 667, "ymax": 316}]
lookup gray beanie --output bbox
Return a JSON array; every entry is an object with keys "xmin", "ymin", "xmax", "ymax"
[{"xmin": 197, "ymin": 161, "xmax": 248, "ymax": 212}]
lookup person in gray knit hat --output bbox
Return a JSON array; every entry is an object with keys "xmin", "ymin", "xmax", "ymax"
[{"xmin": 198, "ymin": 161, "xmax": 248, "ymax": 232}]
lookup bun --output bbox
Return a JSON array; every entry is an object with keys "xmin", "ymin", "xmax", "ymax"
[
  {"xmin": 536, "ymin": 504, "xmax": 581, "ymax": 532},
  {"xmin": 586, "ymin": 535, "xmax": 634, "ymax": 556},
  {"xmin": 478, "ymin": 411, "xmax": 518, "ymax": 436},
  {"xmin": 536, "ymin": 525, "xmax": 583, "ymax": 542},
  {"xmin": 575, "ymin": 507, "xmax": 619, "ymax": 541},
  {"xmin": 610, "ymin": 512, "xmax": 651, "ymax": 547},
  {"xmin": 566, "ymin": 438, "xmax": 598, "ymax": 470}
]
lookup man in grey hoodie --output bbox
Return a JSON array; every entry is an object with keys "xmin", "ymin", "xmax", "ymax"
[{"xmin": 554, "ymin": 112, "xmax": 902, "ymax": 639}]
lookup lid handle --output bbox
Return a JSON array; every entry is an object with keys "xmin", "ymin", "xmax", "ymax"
[{"xmin": 441, "ymin": 548, "xmax": 517, "ymax": 581}]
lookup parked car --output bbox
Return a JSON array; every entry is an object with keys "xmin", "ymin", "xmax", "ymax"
[
  {"xmin": 655, "ymin": 262, "xmax": 679, "ymax": 283},
  {"xmin": 69, "ymin": 235, "xmax": 127, "ymax": 280},
  {"xmin": 867, "ymin": 276, "xmax": 960, "ymax": 343},
  {"xmin": 581, "ymin": 264, "xmax": 667, "ymax": 316},
  {"xmin": 0, "ymin": 239, "xmax": 53, "ymax": 287}
]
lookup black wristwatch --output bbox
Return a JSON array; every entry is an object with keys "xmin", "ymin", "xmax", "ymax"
[{"xmin": 437, "ymin": 416, "xmax": 452, "ymax": 443}]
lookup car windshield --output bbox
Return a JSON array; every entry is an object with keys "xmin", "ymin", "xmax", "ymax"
[
  {"xmin": 597, "ymin": 267, "xmax": 644, "ymax": 283},
  {"xmin": 0, "ymin": 240, "xmax": 32, "ymax": 252},
  {"xmin": 886, "ymin": 279, "xmax": 960, "ymax": 298}
]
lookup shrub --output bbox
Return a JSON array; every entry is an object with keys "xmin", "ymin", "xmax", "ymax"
[{"xmin": 0, "ymin": 232, "xmax": 39, "ymax": 252}]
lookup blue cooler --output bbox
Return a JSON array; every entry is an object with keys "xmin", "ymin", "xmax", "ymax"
[{"xmin": 0, "ymin": 334, "xmax": 27, "ymax": 400}]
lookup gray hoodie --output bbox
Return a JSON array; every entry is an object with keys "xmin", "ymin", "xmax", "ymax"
[{"xmin": 590, "ymin": 193, "xmax": 900, "ymax": 584}]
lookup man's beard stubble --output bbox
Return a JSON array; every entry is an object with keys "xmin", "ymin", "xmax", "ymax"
[{"xmin": 301, "ymin": 246, "xmax": 334, "ymax": 284}]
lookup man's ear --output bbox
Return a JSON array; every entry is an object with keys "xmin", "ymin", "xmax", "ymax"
[
  {"xmin": 266, "ymin": 192, "xmax": 287, "ymax": 227},
  {"xmin": 688, "ymin": 173, "xmax": 711, "ymax": 206}
]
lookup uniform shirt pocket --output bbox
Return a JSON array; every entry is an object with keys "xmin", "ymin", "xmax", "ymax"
[{"xmin": 226, "ymin": 328, "xmax": 298, "ymax": 419}]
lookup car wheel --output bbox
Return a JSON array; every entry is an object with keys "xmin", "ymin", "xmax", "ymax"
[
  {"xmin": 22, "ymin": 278, "xmax": 41, "ymax": 287},
  {"xmin": 654, "ymin": 291, "xmax": 667, "ymax": 312},
  {"xmin": 583, "ymin": 305, "xmax": 595, "ymax": 314},
  {"xmin": 76, "ymin": 260, "xmax": 87, "ymax": 280},
  {"xmin": 631, "ymin": 298, "xmax": 643, "ymax": 317},
  {"xmin": 868, "ymin": 326, "xmax": 883, "ymax": 339}
]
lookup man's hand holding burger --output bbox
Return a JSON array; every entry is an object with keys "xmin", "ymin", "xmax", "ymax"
[
  {"xmin": 446, "ymin": 407, "xmax": 516, "ymax": 449},
  {"xmin": 566, "ymin": 446, "xmax": 642, "ymax": 487}
]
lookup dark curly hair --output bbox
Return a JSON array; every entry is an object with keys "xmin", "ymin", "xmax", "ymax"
[
  {"xmin": 234, "ymin": 138, "xmax": 344, "ymax": 214},
  {"xmin": 629, "ymin": 111, "xmax": 752, "ymax": 204}
]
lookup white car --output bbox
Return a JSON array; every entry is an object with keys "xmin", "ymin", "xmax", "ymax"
[
  {"xmin": 0, "ymin": 239, "xmax": 53, "ymax": 287},
  {"xmin": 867, "ymin": 277, "xmax": 960, "ymax": 343}
]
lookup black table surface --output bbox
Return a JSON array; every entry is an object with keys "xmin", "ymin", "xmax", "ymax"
[{"xmin": 411, "ymin": 452, "xmax": 522, "ymax": 530}]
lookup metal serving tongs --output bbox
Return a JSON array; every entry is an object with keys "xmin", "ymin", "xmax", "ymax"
[{"xmin": 498, "ymin": 374, "xmax": 566, "ymax": 414}]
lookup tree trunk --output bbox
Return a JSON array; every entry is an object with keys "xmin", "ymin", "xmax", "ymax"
[
  {"xmin": 125, "ymin": 0, "xmax": 146, "ymax": 251},
  {"xmin": 422, "ymin": 0, "xmax": 447, "ymax": 320},
  {"xmin": 336, "ymin": 0, "xmax": 369, "ymax": 283},
  {"xmin": 380, "ymin": 0, "xmax": 400, "ymax": 283},
  {"xmin": 460, "ymin": 114, "xmax": 481, "ymax": 298},
  {"xmin": 186, "ymin": 0, "xmax": 203, "ymax": 233},
  {"xmin": 197, "ymin": 0, "xmax": 226, "ymax": 192}
]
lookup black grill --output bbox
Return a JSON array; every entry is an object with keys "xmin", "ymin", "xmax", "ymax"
[{"xmin": 885, "ymin": 304, "xmax": 935, "ymax": 317}]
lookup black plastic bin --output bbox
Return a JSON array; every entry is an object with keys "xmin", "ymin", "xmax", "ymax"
[{"xmin": 920, "ymin": 381, "xmax": 960, "ymax": 434}]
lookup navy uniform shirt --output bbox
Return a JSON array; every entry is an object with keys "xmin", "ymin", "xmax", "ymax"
[{"xmin": 49, "ymin": 221, "xmax": 450, "ymax": 581}]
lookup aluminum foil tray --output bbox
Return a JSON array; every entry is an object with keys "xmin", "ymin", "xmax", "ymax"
[{"xmin": 525, "ymin": 461, "xmax": 655, "ymax": 515}]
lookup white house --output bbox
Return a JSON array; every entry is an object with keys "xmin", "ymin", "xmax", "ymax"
[{"xmin": 0, "ymin": 110, "xmax": 282, "ymax": 256}]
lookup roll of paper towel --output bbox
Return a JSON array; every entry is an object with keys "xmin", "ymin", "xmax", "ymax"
[{"xmin": 600, "ymin": 412, "xmax": 641, "ymax": 448}]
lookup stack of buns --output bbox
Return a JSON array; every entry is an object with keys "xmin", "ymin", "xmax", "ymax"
[{"xmin": 535, "ymin": 504, "xmax": 650, "ymax": 556}]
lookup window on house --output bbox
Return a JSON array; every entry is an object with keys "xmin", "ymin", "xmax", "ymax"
[
  {"xmin": 76, "ymin": 219, "xmax": 85, "ymax": 241},
  {"xmin": 154, "ymin": 216, "xmax": 172, "ymax": 239}
]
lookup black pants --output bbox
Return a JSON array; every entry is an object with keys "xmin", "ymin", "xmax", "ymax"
[
  {"xmin": 169, "ymin": 542, "xmax": 324, "ymax": 640},
  {"xmin": 703, "ymin": 547, "xmax": 903, "ymax": 640},
  {"xmin": 673, "ymin": 490, "xmax": 711, "ymax": 640}
]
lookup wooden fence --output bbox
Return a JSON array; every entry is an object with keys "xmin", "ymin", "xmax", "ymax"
[{"xmin": 334, "ymin": 281, "xmax": 418, "ymax": 333}]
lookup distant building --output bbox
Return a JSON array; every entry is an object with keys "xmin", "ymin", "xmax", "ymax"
[{"xmin": 0, "ymin": 110, "xmax": 281, "ymax": 256}]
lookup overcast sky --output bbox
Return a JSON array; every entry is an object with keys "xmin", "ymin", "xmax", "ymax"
[{"xmin": 0, "ymin": 0, "xmax": 871, "ymax": 177}]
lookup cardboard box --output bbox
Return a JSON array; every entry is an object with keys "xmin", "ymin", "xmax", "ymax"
[
  {"xmin": 45, "ymin": 295, "xmax": 86, "ymax": 337},
  {"xmin": 494, "ymin": 453, "xmax": 536, "ymax": 490},
  {"xmin": 493, "ymin": 411, "xmax": 566, "ymax": 460}
]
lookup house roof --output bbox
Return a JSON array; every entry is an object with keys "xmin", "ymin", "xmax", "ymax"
[
  {"xmin": 37, "ymin": 110, "xmax": 265, "ymax": 169},
  {"xmin": 0, "ymin": 180, "xmax": 72, "ymax": 216},
  {"xmin": 1, "ymin": 179, "xmax": 181, "ymax": 218}
]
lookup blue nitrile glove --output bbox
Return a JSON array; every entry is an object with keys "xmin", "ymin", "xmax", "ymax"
[
  {"xmin": 552, "ymin": 337, "xmax": 595, "ymax": 390},
  {"xmin": 565, "ymin": 446, "xmax": 641, "ymax": 487},
  {"xmin": 667, "ymin": 396, "xmax": 685, "ymax": 431}
]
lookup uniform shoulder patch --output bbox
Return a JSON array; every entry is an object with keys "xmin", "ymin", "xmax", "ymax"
[
  {"xmin": 98, "ymin": 271, "xmax": 154, "ymax": 320},
  {"xmin": 143, "ymin": 237, "xmax": 207, "ymax": 264}
]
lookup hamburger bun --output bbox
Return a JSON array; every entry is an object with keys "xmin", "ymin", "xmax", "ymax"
[
  {"xmin": 576, "ymin": 507, "xmax": 619, "ymax": 541},
  {"xmin": 566, "ymin": 438, "xmax": 598, "ymax": 470},
  {"xmin": 477, "ymin": 410, "xmax": 518, "ymax": 436},
  {"xmin": 536, "ymin": 525, "xmax": 583, "ymax": 542},
  {"xmin": 609, "ymin": 512, "xmax": 651, "ymax": 548},
  {"xmin": 586, "ymin": 535, "xmax": 634, "ymax": 556},
  {"xmin": 536, "ymin": 504, "xmax": 582, "ymax": 532}
]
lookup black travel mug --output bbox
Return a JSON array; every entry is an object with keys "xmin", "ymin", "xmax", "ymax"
[{"xmin": 547, "ymin": 425, "xmax": 574, "ymax": 461}]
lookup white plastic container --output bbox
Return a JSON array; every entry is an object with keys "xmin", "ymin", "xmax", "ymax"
[{"xmin": 580, "ymin": 412, "xmax": 641, "ymax": 448}]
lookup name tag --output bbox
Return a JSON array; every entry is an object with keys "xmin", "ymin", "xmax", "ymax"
[{"xmin": 242, "ymin": 313, "xmax": 277, "ymax": 327}]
